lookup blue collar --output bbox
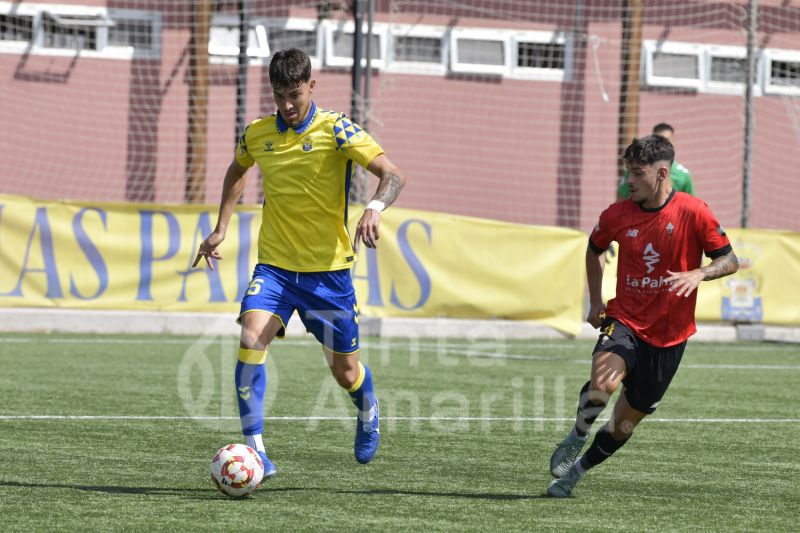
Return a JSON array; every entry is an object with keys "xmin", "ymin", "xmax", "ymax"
[{"xmin": 276, "ymin": 102, "xmax": 317, "ymax": 134}]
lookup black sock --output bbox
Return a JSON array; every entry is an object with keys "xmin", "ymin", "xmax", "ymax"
[
  {"xmin": 574, "ymin": 381, "xmax": 607, "ymax": 438},
  {"xmin": 579, "ymin": 425, "xmax": 630, "ymax": 471}
]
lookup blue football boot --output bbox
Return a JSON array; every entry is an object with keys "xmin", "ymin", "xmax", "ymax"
[
  {"xmin": 354, "ymin": 401, "xmax": 380, "ymax": 464},
  {"xmin": 257, "ymin": 450, "xmax": 277, "ymax": 479}
]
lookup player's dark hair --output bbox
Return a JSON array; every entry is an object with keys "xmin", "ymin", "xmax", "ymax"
[
  {"xmin": 623, "ymin": 135, "xmax": 675, "ymax": 167},
  {"xmin": 269, "ymin": 48, "xmax": 312, "ymax": 90},
  {"xmin": 651, "ymin": 122, "xmax": 674, "ymax": 135}
]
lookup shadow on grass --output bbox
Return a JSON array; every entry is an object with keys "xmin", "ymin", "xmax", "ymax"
[
  {"xmin": 2, "ymin": 479, "xmax": 549, "ymax": 501},
  {"xmin": 289, "ymin": 487, "xmax": 547, "ymax": 501},
  {"xmin": 0, "ymin": 479, "xmax": 219, "ymax": 496}
]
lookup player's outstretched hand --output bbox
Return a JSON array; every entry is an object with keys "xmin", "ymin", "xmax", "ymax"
[
  {"xmin": 665, "ymin": 269, "xmax": 704, "ymax": 298},
  {"xmin": 353, "ymin": 208, "xmax": 381, "ymax": 253},
  {"xmin": 587, "ymin": 303, "xmax": 606, "ymax": 329},
  {"xmin": 193, "ymin": 232, "xmax": 225, "ymax": 270}
]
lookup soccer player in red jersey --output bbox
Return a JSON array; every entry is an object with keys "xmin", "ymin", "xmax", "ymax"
[{"xmin": 547, "ymin": 135, "xmax": 739, "ymax": 497}]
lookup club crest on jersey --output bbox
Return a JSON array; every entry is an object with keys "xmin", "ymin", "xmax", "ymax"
[
  {"xmin": 643, "ymin": 243, "xmax": 660, "ymax": 273},
  {"xmin": 666, "ymin": 222, "xmax": 674, "ymax": 236},
  {"xmin": 302, "ymin": 140, "xmax": 313, "ymax": 152},
  {"xmin": 264, "ymin": 141, "xmax": 274, "ymax": 152}
]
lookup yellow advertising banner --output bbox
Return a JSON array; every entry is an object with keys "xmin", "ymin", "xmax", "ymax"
[
  {"xmin": 0, "ymin": 195, "xmax": 586, "ymax": 335},
  {"xmin": 351, "ymin": 209, "xmax": 586, "ymax": 335},
  {"xmin": 601, "ymin": 229, "xmax": 800, "ymax": 325}
]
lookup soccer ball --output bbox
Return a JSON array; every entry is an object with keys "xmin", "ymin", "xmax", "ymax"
[{"xmin": 210, "ymin": 443, "xmax": 264, "ymax": 498}]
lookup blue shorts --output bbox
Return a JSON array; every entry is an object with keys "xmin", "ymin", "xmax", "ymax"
[{"xmin": 239, "ymin": 264, "xmax": 359, "ymax": 354}]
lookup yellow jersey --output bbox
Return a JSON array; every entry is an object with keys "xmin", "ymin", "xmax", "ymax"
[{"xmin": 235, "ymin": 103, "xmax": 384, "ymax": 272}]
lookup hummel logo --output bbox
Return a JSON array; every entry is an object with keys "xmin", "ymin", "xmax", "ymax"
[
  {"xmin": 264, "ymin": 141, "xmax": 273, "ymax": 152},
  {"xmin": 238, "ymin": 386, "xmax": 251, "ymax": 400},
  {"xmin": 643, "ymin": 243, "xmax": 660, "ymax": 273}
]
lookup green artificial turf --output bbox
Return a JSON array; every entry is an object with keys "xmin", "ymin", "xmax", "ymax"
[{"xmin": 1, "ymin": 334, "xmax": 798, "ymax": 531}]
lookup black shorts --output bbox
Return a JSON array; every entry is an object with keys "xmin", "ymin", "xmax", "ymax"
[{"xmin": 592, "ymin": 317, "xmax": 686, "ymax": 414}]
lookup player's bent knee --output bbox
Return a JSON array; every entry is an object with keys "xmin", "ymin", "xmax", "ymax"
[
  {"xmin": 330, "ymin": 365, "xmax": 359, "ymax": 389},
  {"xmin": 239, "ymin": 328, "xmax": 265, "ymax": 351},
  {"xmin": 609, "ymin": 421, "xmax": 637, "ymax": 440},
  {"xmin": 589, "ymin": 380, "xmax": 618, "ymax": 399},
  {"xmin": 327, "ymin": 349, "xmax": 361, "ymax": 388}
]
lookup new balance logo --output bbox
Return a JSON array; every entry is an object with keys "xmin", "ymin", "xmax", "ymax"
[
  {"xmin": 643, "ymin": 243, "xmax": 660, "ymax": 273},
  {"xmin": 626, "ymin": 229, "xmax": 639, "ymax": 237}
]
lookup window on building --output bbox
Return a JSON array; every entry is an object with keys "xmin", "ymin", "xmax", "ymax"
[
  {"xmin": 449, "ymin": 29, "xmax": 510, "ymax": 75},
  {"xmin": 0, "ymin": 13, "xmax": 34, "ymax": 42},
  {"xmin": 387, "ymin": 25, "xmax": 446, "ymax": 75},
  {"xmin": 209, "ymin": 15, "xmax": 269, "ymax": 58},
  {"xmin": 517, "ymin": 41, "xmax": 563, "ymax": 70},
  {"xmin": 394, "ymin": 35, "xmax": 441, "ymax": 63},
  {"xmin": 749, "ymin": 48, "xmax": 797, "ymax": 96},
  {"xmin": 262, "ymin": 18, "xmax": 320, "ymax": 67},
  {"xmin": 322, "ymin": 21, "xmax": 386, "ymax": 69},
  {"xmin": 332, "ymin": 31, "xmax": 381, "ymax": 60},
  {"xmin": 267, "ymin": 28, "xmax": 317, "ymax": 57},
  {"xmin": 643, "ymin": 41, "xmax": 703, "ymax": 90},
  {"xmin": 710, "ymin": 56, "xmax": 747, "ymax": 84},
  {"xmin": 108, "ymin": 18, "xmax": 153, "ymax": 49},
  {"xmin": 652, "ymin": 52, "xmax": 698, "ymax": 79},
  {"xmin": 770, "ymin": 60, "xmax": 800, "ymax": 87},
  {"xmin": 511, "ymin": 31, "xmax": 571, "ymax": 81},
  {"xmin": 703, "ymin": 46, "xmax": 759, "ymax": 95},
  {"xmin": 42, "ymin": 12, "xmax": 114, "ymax": 50},
  {"xmin": 0, "ymin": 5, "xmax": 160, "ymax": 59},
  {"xmin": 457, "ymin": 39, "xmax": 504, "ymax": 65}
]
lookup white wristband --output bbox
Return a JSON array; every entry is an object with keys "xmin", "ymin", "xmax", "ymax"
[{"xmin": 367, "ymin": 200, "xmax": 385, "ymax": 212}]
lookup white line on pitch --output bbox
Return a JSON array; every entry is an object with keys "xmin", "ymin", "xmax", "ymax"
[
  {"xmin": 420, "ymin": 349, "xmax": 800, "ymax": 369},
  {"xmin": 0, "ymin": 337, "xmax": 320, "ymax": 347},
  {"xmin": 1, "ymin": 336, "xmax": 796, "ymax": 353},
  {"xmin": 1, "ymin": 415, "xmax": 798, "ymax": 423},
  {"xmin": 2, "ymin": 338, "xmax": 798, "ymax": 369}
]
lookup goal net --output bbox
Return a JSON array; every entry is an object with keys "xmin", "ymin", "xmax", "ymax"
[{"xmin": 0, "ymin": 0, "xmax": 798, "ymax": 231}]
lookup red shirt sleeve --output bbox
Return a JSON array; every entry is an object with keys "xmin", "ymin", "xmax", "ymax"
[
  {"xmin": 588, "ymin": 207, "xmax": 614, "ymax": 253},
  {"xmin": 695, "ymin": 201, "xmax": 732, "ymax": 258}
]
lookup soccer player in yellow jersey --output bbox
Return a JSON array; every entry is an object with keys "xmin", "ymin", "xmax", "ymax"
[{"xmin": 193, "ymin": 48, "xmax": 405, "ymax": 475}]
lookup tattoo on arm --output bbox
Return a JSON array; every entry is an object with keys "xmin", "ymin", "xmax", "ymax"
[
  {"xmin": 373, "ymin": 172, "xmax": 404, "ymax": 206},
  {"xmin": 700, "ymin": 251, "xmax": 739, "ymax": 281}
]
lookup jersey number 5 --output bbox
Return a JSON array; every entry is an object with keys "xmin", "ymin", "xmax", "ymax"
[{"xmin": 247, "ymin": 278, "xmax": 263, "ymax": 296}]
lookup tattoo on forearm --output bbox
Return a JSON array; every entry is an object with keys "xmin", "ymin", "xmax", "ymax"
[
  {"xmin": 701, "ymin": 252, "xmax": 739, "ymax": 281},
  {"xmin": 373, "ymin": 172, "xmax": 403, "ymax": 205}
]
